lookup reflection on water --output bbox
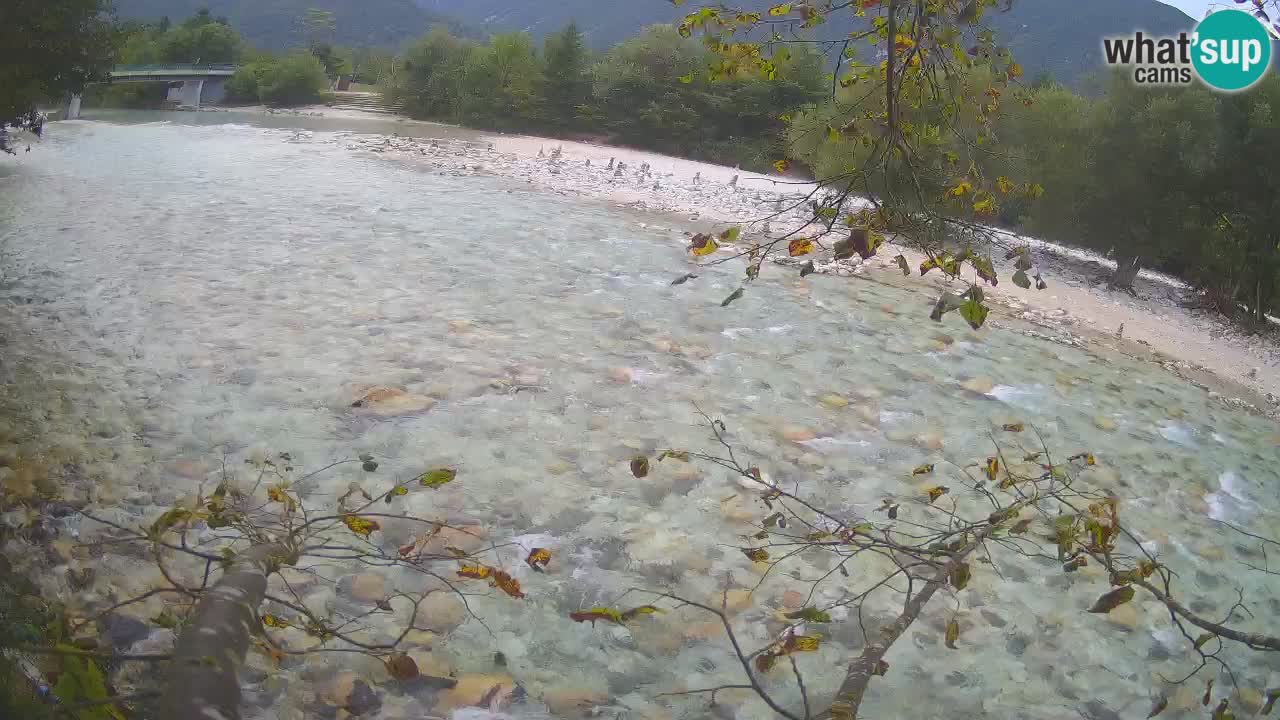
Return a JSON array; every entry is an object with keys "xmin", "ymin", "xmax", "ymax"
[{"xmin": 2, "ymin": 115, "xmax": 1278, "ymax": 719}]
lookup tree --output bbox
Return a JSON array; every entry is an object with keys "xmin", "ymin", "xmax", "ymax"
[
  {"xmin": 0, "ymin": 0, "xmax": 115, "ymax": 153},
  {"xmin": 537, "ymin": 22, "xmax": 591, "ymax": 130},
  {"xmin": 257, "ymin": 51, "xmax": 328, "ymax": 105},
  {"xmin": 383, "ymin": 26, "xmax": 473, "ymax": 120},
  {"xmin": 457, "ymin": 33, "xmax": 540, "ymax": 129},
  {"xmin": 156, "ymin": 11, "xmax": 242, "ymax": 64}
]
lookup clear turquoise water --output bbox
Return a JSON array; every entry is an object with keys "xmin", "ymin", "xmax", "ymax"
[{"xmin": 1, "ymin": 114, "xmax": 1276, "ymax": 719}]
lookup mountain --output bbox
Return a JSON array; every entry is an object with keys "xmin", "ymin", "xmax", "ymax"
[
  {"xmin": 414, "ymin": 0, "xmax": 1196, "ymax": 87},
  {"xmin": 111, "ymin": 0, "xmax": 476, "ymax": 50}
]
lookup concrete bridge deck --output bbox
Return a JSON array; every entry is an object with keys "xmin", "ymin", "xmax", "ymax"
[{"xmin": 62, "ymin": 64, "xmax": 239, "ymax": 119}]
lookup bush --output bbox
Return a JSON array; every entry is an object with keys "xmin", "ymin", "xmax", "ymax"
[
  {"xmin": 223, "ymin": 64, "xmax": 264, "ymax": 104},
  {"xmin": 258, "ymin": 52, "xmax": 329, "ymax": 107}
]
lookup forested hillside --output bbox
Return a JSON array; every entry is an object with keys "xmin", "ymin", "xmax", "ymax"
[
  {"xmin": 415, "ymin": 0, "xmax": 1194, "ymax": 86},
  {"xmin": 111, "ymin": 0, "xmax": 475, "ymax": 50}
]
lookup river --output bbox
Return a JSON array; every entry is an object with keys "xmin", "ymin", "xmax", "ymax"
[{"xmin": 1, "ymin": 111, "xmax": 1277, "ymax": 720}]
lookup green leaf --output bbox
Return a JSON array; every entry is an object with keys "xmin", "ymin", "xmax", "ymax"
[
  {"xmin": 784, "ymin": 606, "xmax": 833, "ymax": 623},
  {"xmin": 52, "ymin": 646, "xmax": 125, "ymax": 720},
  {"xmin": 1012, "ymin": 270, "xmax": 1031, "ymax": 289},
  {"xmin": 1088, "ymin": 585, "xmax": 1135, "ymax": 613},
  {"xmin": 418, "ymin": 468, "xmax": 457, "ymax": 488},
  {"xmin": 959, "ymin": 298, "xmax": 989, "ymax": 329},
  {"xmin": 678, "ymin": 72, "xmax": 694, "ymax": 84},
  {"xmin": 721, "ymin": 288, "xmax": 745, "ymax": 307}
]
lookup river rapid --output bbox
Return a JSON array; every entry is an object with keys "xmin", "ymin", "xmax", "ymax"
[{"xmin": 1, "ymin": 112, "xmax": 1278, "ymax": 720}]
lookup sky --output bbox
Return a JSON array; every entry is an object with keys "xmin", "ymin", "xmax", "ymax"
[{"xmin": 1158, "ymin": 0, "xmax": 1238, "ymax": 20}]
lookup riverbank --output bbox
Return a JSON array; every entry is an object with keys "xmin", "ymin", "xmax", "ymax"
[{"xmin": 276, "ymin": 105, "xmax": 1278, "ymax": 409}]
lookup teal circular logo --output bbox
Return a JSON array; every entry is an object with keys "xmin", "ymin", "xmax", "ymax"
[{"xmin": 1192, "ymin": 9, "xmax": 1272, "ymax": 91}]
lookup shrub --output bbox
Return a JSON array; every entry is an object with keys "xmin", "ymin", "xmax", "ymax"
[{"xmin": 258, "ymin": 52, "xmax": 329, "ymax": 107}]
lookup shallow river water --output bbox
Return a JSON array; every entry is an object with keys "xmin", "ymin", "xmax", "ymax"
[{"xmin": 1, "ymin": 113, "xmax": 1278, "ymax": 720}]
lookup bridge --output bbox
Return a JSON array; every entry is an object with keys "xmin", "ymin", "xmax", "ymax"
[{"xmin": 62, "ymin": 64, "xmax": 238, "ymax": 119}]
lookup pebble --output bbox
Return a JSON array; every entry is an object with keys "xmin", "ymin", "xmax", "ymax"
[
  {"xmin": 344, "ymin": 573, "xmax": 386, "ymax": 603},
  {"xmin": 608, "ymin": 367, "xmax": 634, "ymax": 384},
  {"xmin": 912, "ymin": 432, "xmax": 944, "ymax": 451},
  {"xmin": 421, "ymin": 592, "xmax": 467, "ymax": 631},
  {"xmin": 961, "ymin": 377, "xmax": 995, "ymax": 394},
  {"xmin": 1104, "ymin": 603, "xmax": 1139, "ymax": 631},
  {"xmin": 818, "ymin": 393, "xmax": 849, "ymax": 409},
  {"xmin": 780, "ymin": 425, "xmax": 816, "ymax": 442},
  {"xmin": 432, "ymin": 673, "xmax": 515, "ymax": 714}
]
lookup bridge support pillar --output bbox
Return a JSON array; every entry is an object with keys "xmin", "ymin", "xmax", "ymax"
[
  {"xmin": 179, "ymin": 79, "xmax": 205, "ymax": 111},
  {"xmin": 62, "ymin": 93, "xmax": 82, "ymax": 120}
]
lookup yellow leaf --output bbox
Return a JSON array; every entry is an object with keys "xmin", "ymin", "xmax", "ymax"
[
  {"xmin": 1002, "ymin": 423, "xmax": 1024, "ymax": 432},
  {"xmin": 418, "ymin": 468, "xmax": 457, "ymax": 488},
  {"xmin": 620, "ymin": 605, "xmax": 665, "ymax": 621},
  {"xmin": 525, "ymin": 547, "xmax": 551, "ymax": 571},
  {"xmin": 1007, "ymin": 62, "xmax": 1023, "ymax": 79},
  {"xmin": 457, "ymin": 564, "xmax": 493, "ymax": 580},
  {"xmin": 491, "ymin": 569, "xmax": 525, "ymax": 599},
  {"xmin": 719, "ymin": 226, "xmax": 741, "ymax": 242},
  {"xmin": 947, "ymin": 179, "xmax": 972, "ymax": 197},
  {"xmin": 772, "ymin": 159, "xmax": 791, "ymax": 174},
  {"xmin": 912, "ymin": 464, "xmax": 934, "ymax": 476},
  {"xmin": 996, "ymin": 176, "xmax": 1014, "ymax": 194},
  {"xmin": 944, "ymin": 617, "xmax": 960, "ymax": 649},
  {"xmin": 768, "ymin": 3, "xmax": 792, "ymax": 16},
  {"xmin": 342, "ymin": 514, "xmax": 380, "ymax": 538},
  {"xmin": 742, "ymin": 547, "xmax": 770, "ymax": 562},
  {"xmin": 972, "ymin": 195, "xmax": 996, "ymax": 216},
  {"xmin": 983, "ymin": 457, "xmax": 999, "ymax": 482},
  {"xmin": 782, "ymin": 633, "xmax": 821, "ymax": 653},
  {"xmin": 678, "ymin": 72, "xmax": 694, "ymax": 84},
  {"xmin": 925, "ymin": 486, "xmax": 949, "ymax": 503},
  {"xmin": 788, "ymin": 238, "xmax": 815, "ymax": 256},
  {"xmin": 569, "ymin": 607, "xmax": 624, "ymax": 625},
  {"xmin": 689, "ymin": 233, "xmax": 719, "ymax": 257},
  {"xmin": 261, "ymin": 614, "xmax": 291, "ymax": 629}
]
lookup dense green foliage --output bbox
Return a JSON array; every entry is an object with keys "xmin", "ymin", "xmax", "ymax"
[
  {"xmin": 385, "ymin": 24, "xmax": 825, "ymax": 169},
  {"xmin": 788, "ymin": 65, "xmax": 1280, "ymax": 323},
  {"xmin": 0, "ymin": 0, "xmax": 115, "ymax": 150},
  {"xmin": 415, "ymin": 0, "xmax": 1192, "ymax": 88},
  {"xmin": 110, "ymin": 0, "xmax": 475, "ymax": 51}
]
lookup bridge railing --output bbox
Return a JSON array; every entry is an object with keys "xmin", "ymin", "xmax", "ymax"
[{"xmin": 113, "ymin": 64, "xmax": 238, "ymax": 72}]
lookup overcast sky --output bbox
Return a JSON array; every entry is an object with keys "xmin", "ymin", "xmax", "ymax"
[{"xmin": 1158, "ymin": 0, "xmax": 1237, "ymax": 20}]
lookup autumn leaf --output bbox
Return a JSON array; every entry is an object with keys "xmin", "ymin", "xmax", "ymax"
[
  {"xmin": 457, "ymin": 564, "xmax": 493, "ymax": 580},
  {"xmin": 947, "ymin": 179, "xmax": 972, "ymax": 197},
  {"xmin": 721, "ymin": 288, "xmax": 745, "ymax": 307},
  {"xmin": 970, "ymin": 254, "xmax": 998, "ymax": 286},
  {"xmin": 1261, "ymin": 690, "xmax": 1280, "ymax": 715},
  {"xmin": 569, "ymin": 607, "xmax": 624, "ymax": 625},
  {"xmin": 689, "ymin": 233, "xmax": 719, "ymax": 257},
  {"xmin": 755, "ymin": 653, "xmax": 779, "ymax": 673},
  {"xmin": 949, "ymin": 562, "xmax": 971, "ymax": 590},
  {"xmin": 384, "ymin": 485, "xmax": 409, "ymax": 504},
  {"xmin": 620, "ymin": 605, "xmax": 664, "ymax": 621},
  {"xmin": 1211, "ymin": 699, "xmax": 1230, "ymax": 720},
  {"xmin": 1088, "ymin": 585, "xmax": 1135, "ymax": 613},
  {"xmin": 149, "ymin": 507, "xmax": 197, "ymax": 537},
  {"xmin": 772, "ymin": 158, "xmax": 791, "ymax": 173},
  {"xmin": 1204, "ymin": 679, "xmax": 1215, "ymax": 707},
  {"xmin": 983, "ymin": 457, "xmax": 999, "ymax": 482},
  {"xmin": 526, "ymin": 547, "xmax": 551, "ymax": 572},
  {"xmin": 678, "ymin": 72, "xmax": 694, "ymax": 84},
  {"xmin": 782, "ymin": 634, "xmax": 821, "ymax": 653},
  {"xmin": 768, "ymin": 3, "xmax": 792, "ymax": 17},
  {"xmin": 912, "ymin": 464, "xmax": 934, "ymax": 476},
  {"xmin": 846, "ymin": 228, "xmax": 884, "ymax": 259},
  {"xmin": 784, "ymin": 607, "xmax": 832, "ymax": 623},
  {"xmin": 342, "ymin": 514, "xmax": 380, "ymax": 538},
  {"xmin": 261, "ymin": 614, "xmax": 291, "ymax": 629},
  {"xmin": 944, "ymin": 617, "xmax": 960, "ymax": 649},
  {"xmin": 1007, "ymin": 61, "xmax": 1023, "ymax": 79},
  {"xmin": 386, "ymin": 653, "xmax": 419, "ymax": 681},
  {"xmin": 925, "ymin": 486, "xmax": 949, "ymax": 503},
  {"xmin": 1147, "ymin": 695, "xmax": 1168, "ymax": 718},
  {"xmin": 742, "ymin": 547, "xmax": 770, "ymax": 562},
  {"xmin": 788, "ymin": 238, "xmax": 815, "ymax": 256},
  {"xmin": 491, "ymin": 569, "xmax": 525, "ymax": 599},
  {"xmin": 419, "ymin": 468, "xmax": 457, "ymax": 488},
  {"xmin": 1002, "ymin": 423, "xmax": 1024, "ymax": 432},
  {"xmin": 657, "ymin": 450, "xmax": 691, "ymax": 462},
  {"xmin": 1069, "ymin": 452, "xmax": 1096, "ymax": 466},
  {"xmin": 719, "ymin": 226, "xmax": 741, "ymax": 242},
  {"xmin": 1010, "ymin": 518, "xmax": 1033, "ymax": 535},
  {"xmin": 894, "ymin": 254, "xmax": 909, "ymax": 275},
  {"xmin": 629, "ymin": 456, "xmax": 650, "ymax": 478},
  {"xmin": 1012, "ymin": 269, "xmax": 1031, "ymax": 289}
]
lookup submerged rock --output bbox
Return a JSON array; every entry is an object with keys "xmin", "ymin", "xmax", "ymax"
[{"xmin": 348, "ymin": 386, "xmax": 436, "ymax": 417}]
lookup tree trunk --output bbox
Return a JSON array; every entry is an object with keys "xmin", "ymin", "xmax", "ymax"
[
  {"xmin": 158, "ymin": 543, "xmax": 291, "ymax": 720},
  {"xmin": 1108, "ymin": 254, "xmax": 1142, "ymax": 293}
]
